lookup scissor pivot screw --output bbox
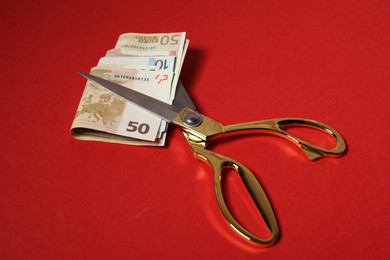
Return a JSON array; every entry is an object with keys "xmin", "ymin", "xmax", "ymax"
[{"xmin": 183, "ymin": 112, "xmax": 203, "ymax": 127}]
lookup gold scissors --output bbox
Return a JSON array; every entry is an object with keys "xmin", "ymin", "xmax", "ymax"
[{"xmin": 79, "ymin": 71, "xmax": 346, "ymax": 247}]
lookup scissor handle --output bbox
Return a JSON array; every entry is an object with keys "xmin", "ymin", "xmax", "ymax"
[
  {"xmin": 180, "ymin": 112, "xmax": 346, "ymax": 246},
  {"xmin": 221, "ymin": 118, "xmax": 346, "ymax": 160},
  {"xmin": 190, "ymin": 145, "xmax": 279, "ymax": 247}
]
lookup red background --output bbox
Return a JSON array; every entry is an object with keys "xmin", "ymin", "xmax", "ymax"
[{"xmin": 1, "ymin": 0, "xmax": 389, "ymax": 259}]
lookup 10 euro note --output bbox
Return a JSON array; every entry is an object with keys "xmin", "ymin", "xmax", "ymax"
[
  {"xmin": 98, "ymin": 55, "xmax": 176, "ymax": 72},
  {"xmin": 71, "ymin": 67, "xmax": 173, "ymax": 145}
]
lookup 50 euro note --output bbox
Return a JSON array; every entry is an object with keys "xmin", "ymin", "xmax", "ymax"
[
  {"xmin": 112, "ymin": 32, "xmax": 186, "ymax": 56},
  {"xmin": 71, "ymin": 67, "xmax": 174, "ymax": 146},
  {"xmin": 96, "ymin": 56, "xmax": 176, "ymax": 137}
]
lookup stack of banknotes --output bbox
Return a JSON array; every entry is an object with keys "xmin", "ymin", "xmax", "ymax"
[{"xmin": 71, "ymin": 32, "xmax": 189, "ymax": 146}]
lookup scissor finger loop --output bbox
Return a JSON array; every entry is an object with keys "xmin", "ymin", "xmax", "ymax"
[
  {"xmin": 190, "ymin": 145, "xmax": 279, "ymax": 247},
  {"xmin": 273, "ymin": 118, "xmax": 346, "ymax": 160},
  {"xmin": 218, "ymin": 117, "xmax": 346, "ymax": 160}
]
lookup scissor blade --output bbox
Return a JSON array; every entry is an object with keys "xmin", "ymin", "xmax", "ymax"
[
  {"xmin": 173, "ymin": 81, "xmax": 197, "ymax": 111},
  {"xmin": 78, "ymin": 71, "xmax": 182, "ymax": 122}
]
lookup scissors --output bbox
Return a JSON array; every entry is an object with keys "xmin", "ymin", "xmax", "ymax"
[{"xmin": 78, "ymin": 71, "xmax": 346, "ymax": 247}]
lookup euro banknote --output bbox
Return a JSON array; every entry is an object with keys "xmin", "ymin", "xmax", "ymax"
[
  {"xmin": 113, "ymin": 32, "xmax": 186, "ymax": 56},
  {"xmin": 71, "ymin": 67, "xmax": 173, "ymax": 142}
]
